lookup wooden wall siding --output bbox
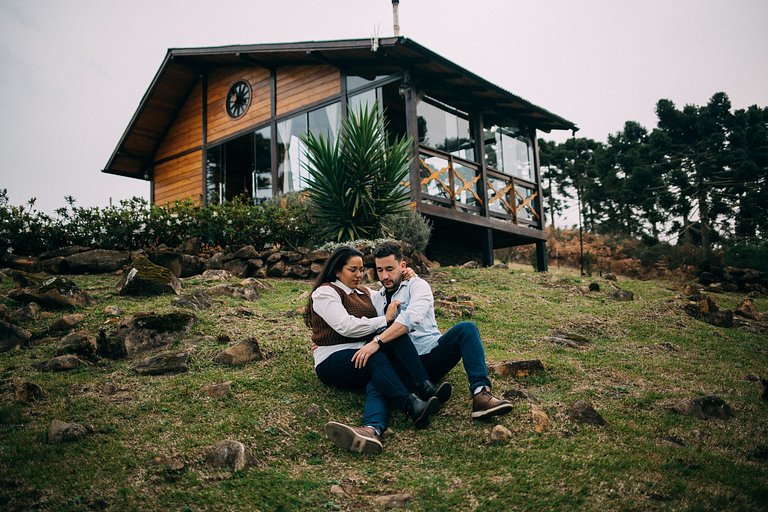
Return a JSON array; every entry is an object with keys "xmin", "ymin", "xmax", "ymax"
[
  {"xmin": 153, "ymin": 150, "xmax": 203, "ymax": 205},
  {"xmin": 276, "ymin": 65, "xmax": 340, "ymax": 117},
  {"xmin": 207, "ymin": 67, "xmax": 271, "ymax": 145},
  {"xmin": 155, "ymin": 81, "xmax": 203, "ymax": 161}
]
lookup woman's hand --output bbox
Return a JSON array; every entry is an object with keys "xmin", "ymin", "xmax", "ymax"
[
  {"xmin": 385, "ymin": 300, "xmax": 401, "ymax": 323},
  {"xmin": 402, "ymin": 267, "xmax": 416, "ymax": 280},
  {"xmin": 351, "ymin": 341, "xmax": 380, "ymax": 368}
]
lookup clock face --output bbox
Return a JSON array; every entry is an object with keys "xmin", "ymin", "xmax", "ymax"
[{"xmin": 226, "ymin": 80, "xmax": 251, "ymax": 118}]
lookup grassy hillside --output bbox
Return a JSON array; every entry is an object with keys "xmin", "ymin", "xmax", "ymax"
[{"xmin": 1, "ymin": 265, "xmax": 766, "ymax": 511}]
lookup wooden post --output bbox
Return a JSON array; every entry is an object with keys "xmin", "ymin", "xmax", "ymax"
[
  {"xmin": 481, "ymin": 228, "xmax": 493, "ymax": 267},
  {"xmin": 536, "ymin": 240, "xmax": 548, "ymax": 272}
]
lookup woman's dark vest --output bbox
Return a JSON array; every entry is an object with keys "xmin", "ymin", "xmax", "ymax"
[{"xmin": 311, "ymin": 283, "xmax": 377, "ymax": 346}]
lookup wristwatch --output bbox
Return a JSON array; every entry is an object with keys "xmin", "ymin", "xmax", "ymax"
[{"xmin": 372, "ymin": 335, "xmax": 383, "ymax": 346}]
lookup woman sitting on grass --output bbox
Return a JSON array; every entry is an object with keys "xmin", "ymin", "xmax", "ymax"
[{"xmin": 304, "ymin": 245, "xmax": 450, "ymax": 454}]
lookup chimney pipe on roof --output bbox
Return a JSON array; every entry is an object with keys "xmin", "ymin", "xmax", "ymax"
[{"xmin": 392, "ymin": 0, "xmax": 400, "ymax": 36}]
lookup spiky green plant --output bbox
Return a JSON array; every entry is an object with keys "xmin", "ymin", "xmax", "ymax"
[{"xmin": 301, "ymin": 104, "xmax": 413, "ymax": 241}]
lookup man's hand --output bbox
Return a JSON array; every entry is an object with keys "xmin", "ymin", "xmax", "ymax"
[
  {"xmin": 385, "ymin": 300, "xmax": 401, "ymax": 323},
  {"xmin": 310, "ymin": 343, "xmax": 319, "ymax": 352},
  {"xmin": 402, "ymin": 267, "xmax": 416, "ymax": 280},
  {"xmin": 351, "ymin": 341, "xmax": 380, "ymax": 368}
]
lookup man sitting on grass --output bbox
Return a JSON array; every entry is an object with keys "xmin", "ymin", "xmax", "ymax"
[{"xmin": 324, "ymin": 240, "xmax": 513, "ymax": 454}]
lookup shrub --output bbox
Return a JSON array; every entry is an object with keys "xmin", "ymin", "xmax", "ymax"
[
  {"xmin": 724, "ymin": 242, "xmax": 768, "ymax": 272},
  {"xmin": 381, "ymin": 209, "xmax": 432, "ymax": 253},
  {"xmin": 301, "ymin": 104, "xmax": 413, "ymax": 241},
  {"xmin": 0, "ymin": 191, "xmax": 322, "ymax": 256}
]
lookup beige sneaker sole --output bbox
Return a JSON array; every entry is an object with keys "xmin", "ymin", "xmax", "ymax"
[
  {"xmin": 470, "ymin": 402, "xmax": 514, "ymax": 419},
  {"xmin": 324, "ymin": 422, "xmax": 383, "ymax": 454}
]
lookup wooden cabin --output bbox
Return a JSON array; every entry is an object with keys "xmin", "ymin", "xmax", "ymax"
[{"xmin": 103, "ymin": 37, "xmax": 576, "ymax": 269}]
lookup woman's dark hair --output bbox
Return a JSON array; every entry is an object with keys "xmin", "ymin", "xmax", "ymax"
[{"xmin": 303, "ymin": 246, "xmax": 364, "ymax": 327}]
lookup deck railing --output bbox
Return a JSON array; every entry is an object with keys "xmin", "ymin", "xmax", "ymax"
[{"xmin": 416, "ymin": 146, "xmax": 541, "ymax": 228}]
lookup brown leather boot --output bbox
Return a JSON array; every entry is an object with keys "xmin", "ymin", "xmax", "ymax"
[
  {"xmin": 324, "ymin": 421, "xmax": 383, "ymax": 454},
  {"xmin": 471, "ymin": 386, "xmax": 513, "ymax": 419}
]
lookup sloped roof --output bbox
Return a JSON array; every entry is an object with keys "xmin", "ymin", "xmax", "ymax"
[{"xmin": 104, "ymin": 37, "xmax": 577, "ymax": 178}]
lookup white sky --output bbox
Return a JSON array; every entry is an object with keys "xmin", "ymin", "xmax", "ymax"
[{"xmin": 1, "ymin": 0, "xmax": 766, "ymax": 216}]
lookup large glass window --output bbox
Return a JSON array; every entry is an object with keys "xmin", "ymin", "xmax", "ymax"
[
  {"xmin": 346, "ymin": 74, "xmax": 390, "ymax": 92},
  {"xmin": 205, "ymin": 128, "xmax": 273, "ymax": 205},
  {"xmin": 484, "ymin": 124, "xmax": 534, "ymax": 182},
  {"xmin": 417, "ymin": 99, "xmax": 474, "ymax": 161},
  {"xmin": 277, "ymin": 102, "xmax": 341, "ymax": 193}
]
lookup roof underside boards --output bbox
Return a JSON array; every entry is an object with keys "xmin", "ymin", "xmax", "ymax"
[{"xmin": 103, "ymin": 37, "xmax": 577, "ymax": 179}]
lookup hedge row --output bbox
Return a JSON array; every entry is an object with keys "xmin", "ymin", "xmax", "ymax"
[{"xmin": 0, "ymin": 190, "xmax": 322, "ymax": 256}]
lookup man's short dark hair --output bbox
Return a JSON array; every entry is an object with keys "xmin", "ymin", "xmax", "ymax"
[{"xmin": 373, "ymin": 240, "xmax": 403, "ymax": 261}]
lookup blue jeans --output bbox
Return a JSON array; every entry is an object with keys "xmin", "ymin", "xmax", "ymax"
[
  {"xmin": 420, "ymin": 321, "xmax": 492, "ymax": 395},
  {"xmin": 366, "ymin": 322, "xmax": 492, "ymax": 427},
  {"xmin": 315, "ymin": 335, "xmax": 430, "ymax": 433}
]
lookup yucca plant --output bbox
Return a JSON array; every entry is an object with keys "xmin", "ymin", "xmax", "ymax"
[{"xmin": 301, "ymin": 104, "xmax": 413, "ymax": 241}]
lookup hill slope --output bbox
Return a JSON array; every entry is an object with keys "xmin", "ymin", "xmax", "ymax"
[{"xmin": 1, "ymin": 266, "xmax": 766, "ymax": 511}]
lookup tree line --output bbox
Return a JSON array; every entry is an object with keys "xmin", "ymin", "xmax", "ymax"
[{"xmin": 539, "ymin": 92, "xmax": 768, "ymax": 259}]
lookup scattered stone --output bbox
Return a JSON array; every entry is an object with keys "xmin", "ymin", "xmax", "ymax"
[
  {"xmin": 531, "ymin": 405, "xmax": 549, "ymax": 433},
  {"xmin": 223, "ymin": 259, "xmax": 249, "ymax": 278},
  {"xmin": 179, "ymin": 254, "xmax": 204, "ymax": 277},
  {"xmin": 206, "ymin": 440, "xmax": 257, "ymax": 472},
  {"xmin": 50, "ymin": 313, "xmax": 86, "ymax": 331},
  {"xmin": 461, "ymin": 261, "xmax": 479, "ymax": 269},
  {"xmin": 502, "ymin": 388, "xmax": 540, "ymax": 405},
  {"xmin": 568, "ymin": 401, "xmax": 607, "ymax": 426},
  {"xmin": 133, "ymin": 351, "xmax": 190, "ymax": 376},
  {"xmin": 200, "ymin": 269, "xmax": 233, "ymax": 281},
  {"xmin": 288, "ymin": 265, "xmax": 311, "ymax": 278},
  {"xmin": 704, "ymin": 310, "xmax": 734, "ymax": 328},
  {"xmin": 213, "ymin": 338, "xmax": 263, "ymax": 366},
  {"xmin": 32, "ymin": 354, "xmax": 88, "ymax": 372},
  {"xmin": 373, "ymin": 493, "xmax": 414, "ymax": 509},
  {"xmin": 16, "ymin": 380, "xmax": 44, "ymax": 402},
  {"xmin": 146, "ymin": 250, "xmax": 183, "ymax": 277},
  {"xmin": 240, "ymin": 277, "xmax": 273, "ymax": 290},
  {"xmin": 48, "ymin": 420, "xmax": 91, "ymax": 443},
  {"xmin": 38, "ymin": 245, "xmax": 91, "ymax": 260},
  {"xmin": 267, "ymin": 260, "xmax": 287, "ymax": 277},
  {"xmin": 540, "ymin": 331, "xmax": 591, "ymax": 350},
  {"xmin": 207, "ymin": 284, "xmax": 260, "ymax": 301},
  {"xmin": 96, "ymin": 328, "xmax": 127, "ymax": 360},
  {"xmin": 329, "ymin": 484, "xmax": 347, "ymax": 497},
  {"xmin": 9, "ymin": 269, "xmax": 46, "ymax": 288},
  {"xmin": 9, "ymin": 302, "xmax": 41, "ymax": 321},
  {"xmin": 611, "ymin": 289, "xmax": 634, "ymax": 301},
  {"xmin": 117, "ymin": 256, "xmax": 182, "ymax": 296},
  {"xmin": 9, "ymin": 276, "xmax": 92, "ymax": 308},
  {"xmin": 64, "ymin": 249, "xmax": 130, "ymax": 274},
  {"xmin": 659, "ymin": 342, "xmax": 679, "ymax": 352},
  {"xmin": 434, "ymin": 299, "xmax": 474, "ymax": 318},
  {"xmin": 489, "ymin": 424, "xmax": 512, "ymax": 445},
  {"xmin": 306, "ymin": 403, "xmax": 322, "ymax": 419},
  {"xmin": 307, "ymin": 249, "xmax": 330, "ymax": 262},
  {"xmin": 103, "ymin": 305, "xmax": 124, "ymax": 317},
  {"xmin": 671, "ymin": 396, "xmax": 735, "ymax": 420},
  {"xmin": 102, "ymin": 382, "xmax": 120, "ymax": 396},
  {"xmin": 117, "ymin": 312, "xmax": 195, "ymax": 356},
  {"xmin": 588, "ymin": 282, "xmax": 600, "ymax": 292},
  {"xmin": 603, "ymin": 273, "xmax": 617, "ymax": 281},
  {"xmin": 492, "ymin": 263, "xmax": 508, "ymax": 269},
  {"xmin": 0, "ymin": 319, "xmax": 32, "ymax": 352},
  {"xmin": 232, "ymin": 245, "xmax": 260, "ymax": 260},
  {"xmin": 661, "ymin": 435, "xmax": 687, "ymax": 447},
  {"xmin": 201, "ymin": 381, "xmax": 232, "ymax": 398},
  {"xmin": 490, "ymin": 360, "xmax": 545, "ymax": 379},
  {"xmin": 151, "ymin": 454, "xmax": 186, "ymax": 475},
  {"xmin": 172, "ymin": 291, "xmax": 214, "ymax": 310},
  {"xmin": 55, "ymin": 332, "xmax": 97, "ymax": 359},
  {"xmin": 734, "ymin": 298, "xmax": 761, "ymax": 321}
]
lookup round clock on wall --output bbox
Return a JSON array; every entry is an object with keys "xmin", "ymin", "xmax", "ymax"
[{"xmin": 226, "ymin": 80, "xmax": 251, "ymax": 118}]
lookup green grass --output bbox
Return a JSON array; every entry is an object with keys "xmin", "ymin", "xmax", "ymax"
[{"xmin": 1, "ymin": 266, "xmax": 767, "ymax": 511}]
